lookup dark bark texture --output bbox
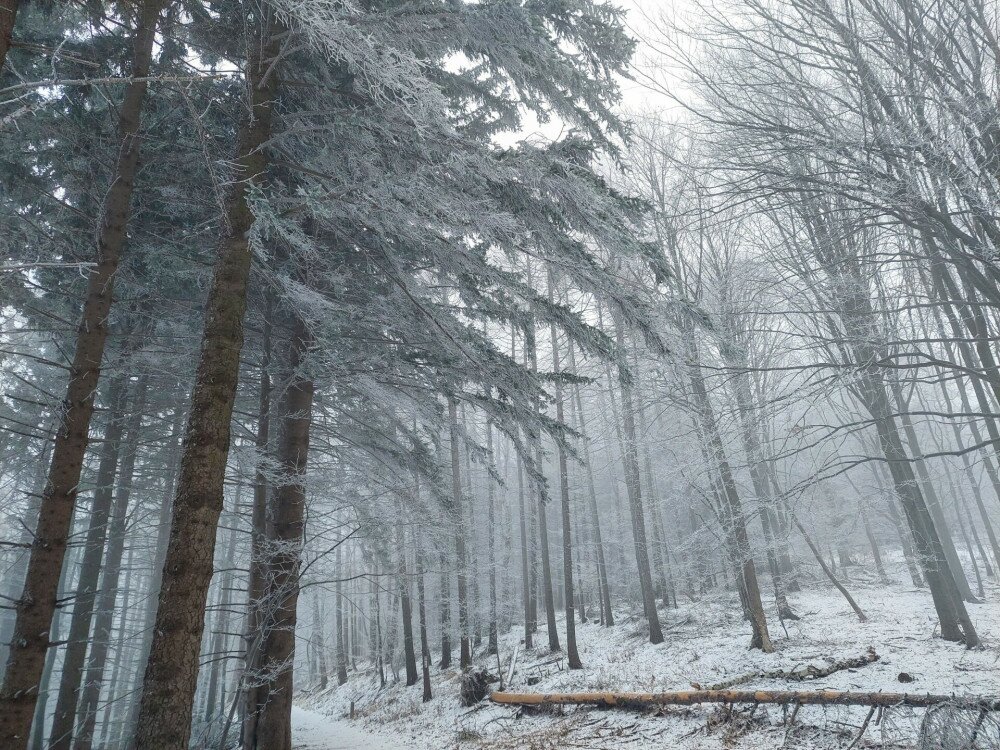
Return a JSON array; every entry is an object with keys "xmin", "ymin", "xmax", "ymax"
[
  {"xmin": 0, "ymin": 1, "xmax": 163, "ymax": 743},
  {"xmin": 133, "ymin": 24, "xmax": 280, "ymax": 749}
]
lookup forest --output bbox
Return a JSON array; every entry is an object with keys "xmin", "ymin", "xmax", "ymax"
[{"xmin": 0, "ymin": 0, "xmax": 998, "ymax": 748}]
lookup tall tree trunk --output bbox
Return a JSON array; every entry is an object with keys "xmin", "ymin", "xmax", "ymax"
[
  {"xmin": 885, "ymin": 491, "xmax": 925, "ymax": 588},
  {"xmin": 438, "ymin": 547, "xmax": 451, "ymax": 668},
  {"xmin": 960, "ymin": 495, "xmax": 994, "ymax": 578},
  {"xmin": 447, "ymin": 397, "xmax": 472, "ymax": 669},
  {"xmin": 461, "ymin": 409, "xmax": 481, "ymax": 651},
  {"xmin": 202, "ymin": 499, "xmax": 241, "ymax": 733},
  {"xmin": 635, "ymin": 386, "xmax": 670, "ymax": 607},
  {"xmin": 48, "ymin": 373, "xmax": 130, "ymax": 750},
  {"xmin": 415, "ymin": 534, "xmax": 432, "ymax": 702},
  {"xmin": 242, "ymin": 291, "xmax": 273, "ymax": 750},
  {"xmin": 73, "ymin": 374, "xmax": 148, "ymax": 750},
  {"xmin": 597, "ymin": 306, "xmax": 638, "ymax": 594},
  {"xmin": 729, "ymin": 367, "xmax": 798, "ymax": 620},
  {"xmin": 371, "ymin": 570, "xmax": 385, "ymax": 687},
  {"xmin": 547, "ymin": 271, "xmax": 581, "ymax": 668},
  {"xmin": 954, "ymin": 501, "xmax": 985, "ymax": 599},
  {"xmin": 890, "ymin": 384, "xmax": 976, "ymax": 602},
  {"xmin": 515, "ymin": 428, "xmax": 533, "ymax": 650},
  {"xmin": 862, "ymin": 377, "xmax": 978, "ymax": 645},
  {"xmin": 683, "ymin": 333, "xmax": 772, "ymax": 651},
  {"xmin": 793, "ymin": 517, "xmax": 867, "ymax": 622},
  {"xmin": 119, "ymin": 412, "xmax": 182, "ymax": 749},
  {"xmin": 134, "ymin": 23, "xmax": 281, "ymax": 748},
  {"xmin": 383, "ymin": 551, "xmax": 399, "ymax": 682},
  {"xmin": 567, "ymin": 346, "xmax": 613, "ymax": 626},
  {"xmin": 485, "ymin": 420, "xmax": 499, "ymax": 656},
  {"xmin": 525, "ymin": 319, "xmax": 561, "ymax": 654},
  {"xmin": 0, "ymin": 0, "xmax": 164, "ymax": 742},
  {"xmin": 315, "ymin": 598, "xmax": 328, "ymax": 689},
  {"xmin": 251, "ymin": 314, "xmax": 314, "ymax": 750},
  {"xmin": 859, "ymin": 504, "xmax": 890, "ymax": 585},
  {"xmin": 335, "ymin": 544, "xmax": 348, "ymax": 686},
  {"xmin": 611, "ymin": 311, "xmax": 664, "ymax": 645},
  {"xmin": 101, "ymin": 544, "xmax": 136, "ymax": 747},
  {"xmin": 397, "ymin": 525, "xmax": 418, "ymax": 686}
]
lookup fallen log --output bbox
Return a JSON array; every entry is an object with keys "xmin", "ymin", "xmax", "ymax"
[
  {"xmin": 491, "ymin": 689, "xmax": 1000, "ymax": 710},
  {"xmin": 705, "ymin": 647, "xmax": 879, "ymax": 690}
]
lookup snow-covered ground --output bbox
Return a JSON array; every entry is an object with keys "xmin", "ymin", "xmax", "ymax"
[
  {"xmin": 299, "ymin": 567, "xmax": 1000, "ymax": 749},
  {"xmin": 293, "ymin": 706, "xmax": 406, "ymax": 749}
]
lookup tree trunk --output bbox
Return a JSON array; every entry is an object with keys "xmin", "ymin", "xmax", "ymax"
[
  {"xmin": 73, "ymin": 374, "xmax": 148, "ymax": 750},
  {"xmin": 314, "ymin": 598, "xmax": 327, "ymax": 690},
  {"xmin": 547, "ymin": 271, "xmax": 581, "ymax": 668},
  {"xmin": 414, "ymin": 527, "xmax": 432, "ymax": 702},
  {"xmin": 250, "ymin": 314, "xmax": 314, "ymax": 750},
  {"xmin": 831, "ymin": 251, "xmax": 978, "ymax": 644},
  {"xmin": 120, "ymin": 413, "xmax": 182, "ymax": 749},
  {"xmin": 611, "ymin": 311, "xmax": 664, "ymax": 645},
  {"xmin": 101, "ymin": 544, "xmax": 136, "ymax": 747},
  {"xmin": 860, "ymin": 504, "xmax": 890, "ymax": 586},
  {"xmin": 891, "ymin": 385, "xmax": 976, "ymax": 602},
  {"xmin": 397, "ymin": 526, "xmax": 418, "ymax": 686},
  {"xmin": 202, "ymin": 573, "xmax": 230, "ymax": 729},
  {"xmin": 630, "ymin": 357, "xmax": 670, "ymax": 609},
  {"xmin": 447, "ymin": 397, "xmax": 472, "ymax": 669},
  {"xmin": 567, "ymin": 345, "xmax": 613, "ymax": 626},
  {"xmin": 134, "ymin": 23, "xmax": 280, "ymax": 748},
  {"xmin": 48, "ymin": 373, "xmax": 130, "ymax": 750},
  {"xmin": 861, "ymin": 377, "xmax": 978, "ymax": 645},
  {"xmin": 485, "ymin": 421, "xmax": 499, "ymax": 656},
  {"xmin": 516, "ymin": 426, "xmax": 533, "ymax": 650},
  {"xmin": 525, "ymin": 318, "xmax": 561, "ymax": 654},
  {"xmin": 0, "ymin": 1, "xmax": 163, "ymax": 742},
  {"xmin": 242, "ymin": 291, "xmax": 273, "ymax": 750},
  {"xmin": 793, "ymin": 517, "xmax": 867, "ymax": 622},
  {"xmin": 954, "ymin": 504, "xmax": 985, "ymax": 599},
  {"xmin": 730, "ymin": 368, "xmax": 798, "ymax": 619},
  {"xmin": 461, "ymin": 410, "xmax": 481, "ymax": 652},
  {"xmin": 885, "ymin": 492, "xmax": 924, "ymax": 588},
  {"xmin": 438, "ymin": 547, "xmax": 451, "ymax": 668},
  {"xmin": 202, "ymin": 497, "xmax": 241, "ymax": 734},
  {"xmin": 683, "ymin": 333, "xmax": 772, "ymax": 652},
  {"xmin": 959, "ymin": 494, "xmax": 994, "ymax": 578},
  {"xmin": 335, "ymin": 544, "xmax": 348, "ymax": 686}
]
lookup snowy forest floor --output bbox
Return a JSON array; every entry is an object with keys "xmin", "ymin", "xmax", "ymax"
[{"xmin": 299, "ymin": 564, "xmax": 1000, "ymax": 749}]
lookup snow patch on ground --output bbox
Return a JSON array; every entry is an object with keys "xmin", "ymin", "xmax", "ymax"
[
  {"xmin": 293, "ymin": 705, "xmax": 408, "ymax": 749},
  {"xmin": 299, "ymin": 566, "xmax": 1000, "ymax": 749}
]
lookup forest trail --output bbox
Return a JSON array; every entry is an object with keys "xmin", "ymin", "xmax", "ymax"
[{"xmin": 292, "ymin": 706, "xmax": 407, "ymax": 750}]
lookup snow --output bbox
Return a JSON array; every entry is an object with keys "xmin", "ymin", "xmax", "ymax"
[
  {"xmin": 292, "ymin": 706, "xmax": 407, "ymax": 750},
  {"xmin": 298, "ymin": 561, "xmax": 1000, "ymax": 749}
]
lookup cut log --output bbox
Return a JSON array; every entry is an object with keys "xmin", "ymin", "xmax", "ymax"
[
  {"xmin": 705, "ymin": 647, "xmax": 879, "ymax": 690},
  {"xmin": 491, "ymin": 689, "xmax": 1000, "ymax": 710}
]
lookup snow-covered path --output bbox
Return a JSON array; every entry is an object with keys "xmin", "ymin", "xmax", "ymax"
[{"xmin": 292, "ymin": 706, "xmax": 405, "ymax": 750}]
